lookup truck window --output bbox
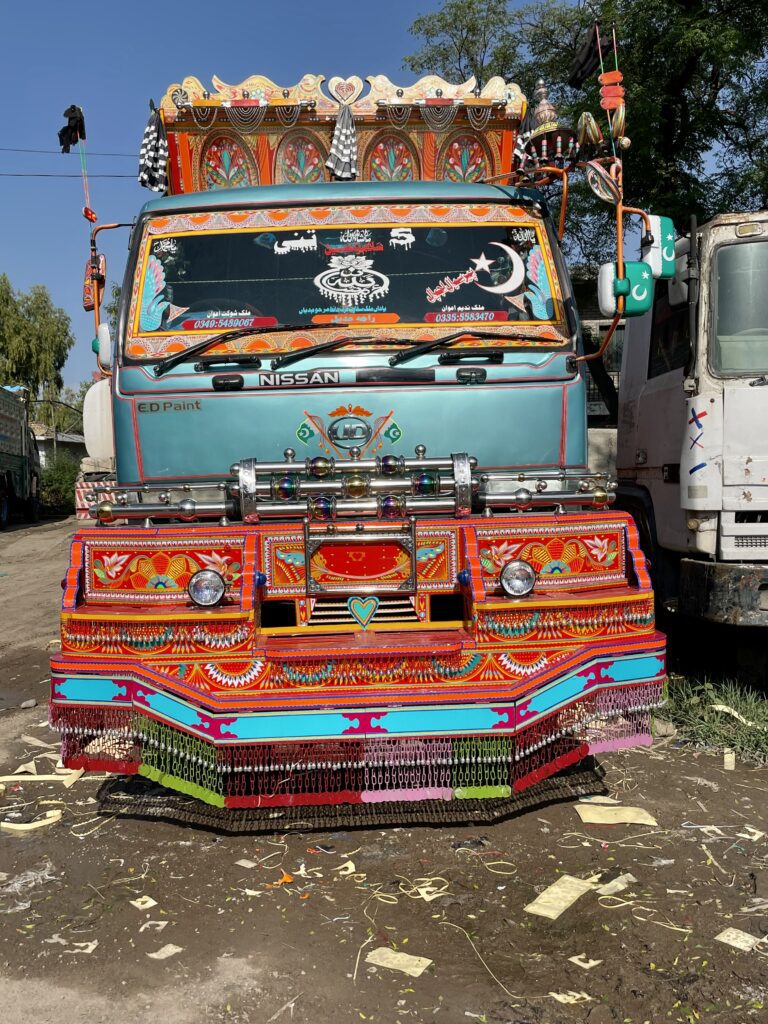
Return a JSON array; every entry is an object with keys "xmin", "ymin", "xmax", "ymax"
[
  {"xmin": 125, "ymin": 216, "xmax": 567, "ymax": 360},
  {"xmin": 711, "ymin": 240, "xmax": 768, "ymax": 374},
  {"xmin": 647, "ymin": 283, "xmax": 690, "ymax": 378}
]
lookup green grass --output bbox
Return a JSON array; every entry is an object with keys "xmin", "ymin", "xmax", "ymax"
[{"xmin": 664, "ymin": 676, "xmax": 768, "ymax": 764}]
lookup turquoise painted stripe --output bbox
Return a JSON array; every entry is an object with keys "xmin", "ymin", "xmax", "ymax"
[{"xmin": 56, "ymin": 678, "xmax": 129, "ymax": 703}]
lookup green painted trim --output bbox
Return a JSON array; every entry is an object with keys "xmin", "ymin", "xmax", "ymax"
[
  {"xmin": 454, "ymin": 785, "xmax": 512, "ymax": 800},
  {"xmin": 138, "ymin": 764, "xmax": 225, "ymax": 807}
]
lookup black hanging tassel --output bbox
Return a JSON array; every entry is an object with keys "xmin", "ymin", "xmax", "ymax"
[
  {"xmin": 58, "ymin": 105, "xmax": 86, "ymax": 153},
  {"xmin": 568, "ymin": 25, "xmax": 612, "ymax": 89}
]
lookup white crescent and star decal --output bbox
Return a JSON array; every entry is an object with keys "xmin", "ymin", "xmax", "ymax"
[
  {"xmin": 631, "ymin": 285, "xmax": 648, "ymax": 302},
  {"xmin": 471, "ymin": 242, "xmax": 526, "ymax": 297},
  {"xmin": 662, "ymin": 245, "xmax": 675, "ymax": 261}
]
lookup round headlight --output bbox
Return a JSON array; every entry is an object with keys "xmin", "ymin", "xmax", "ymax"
[
  {"xmin": 188, "ymin": 569, "xmax": 226, "ymax": 607},
  {"xmin": 499, "ymin": 560, "xmax": 536, "ymax": 597}
]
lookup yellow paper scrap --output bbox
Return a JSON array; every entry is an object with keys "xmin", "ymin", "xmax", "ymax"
[
  {"xmin": 139, "ymin": 920, "xmax": 168, "ymax": 933},
  {"xmin": 596, "ymin": 872, "xmax": 637, "ymax": 896},
  {"xmin": 549, "ymin": 990, "xmax": 594, "ymax": 1004},
  {"xmin": 365, "ymin": 947, "xmax": 433, "ymax": 978},
  {"xmin": 715, "ymin": 927, "xmax": 764, "ymax": 952},
  {"xmin": 130, "ymin": 895, "xmax": 158, "ymax": 910},
  {"xmin": 20, "ymin": 734, "xmax": 57, "ymax": 749},
  {"xmin": 574, "ymin": 805, "xmax": 658, "ymax": 826},
  {"xmin": 568, "ymin": 954, "xmax": 603, "ymax": 970},
  {"xmin": 0, "ymin": 809, "xmax": 62, "ymax": 833},
  {"xmin": 146, "ymin": 943, "xmax": 183, "ymax": 960},
  {"xmin": 0, "ymin": 773, "xmax": 81, "ymax": 784},
  {"xmin": 524, "ymin": 875, "xmax": 597, "ymax": 920}
]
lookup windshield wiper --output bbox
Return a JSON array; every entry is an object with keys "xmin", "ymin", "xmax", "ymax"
[
  {"xmin": 270, "ymin": 334, "xmax": 410, "ymax": 369},
  {"xmin": 388, "ymin": 330, "xmax": 523, "ymax": 367},
  {"xmin": 152, "ymin": 323, "xmax": 334, "ymax": 378}
]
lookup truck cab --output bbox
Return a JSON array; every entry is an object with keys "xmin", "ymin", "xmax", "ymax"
[
  {"xmin": 618, "ymin": 211, "xmax": 768, "ymax": 624},
  {"xmin": 52, "ymin": 71, "xmax": 665, "ymax": 810}
]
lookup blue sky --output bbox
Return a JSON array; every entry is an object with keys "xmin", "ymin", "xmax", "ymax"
[{"xmin": 0, "ymin": 0, "xmax": 448, "ymax": 388}]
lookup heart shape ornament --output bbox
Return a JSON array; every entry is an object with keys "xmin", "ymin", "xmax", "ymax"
[
  {"xmin": 347, "ymin": 595, "xmax": 379, "ymax": 629},
  {"xmin": 328, "ymin": 76, "xmax": 364, "ymax": 105}
]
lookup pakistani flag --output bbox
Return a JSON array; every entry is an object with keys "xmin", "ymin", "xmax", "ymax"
[
  {"xmin": 597, "ymin": 260, "xmax": 654, "ymax": 317},
  {"xmin": 615, "ymin": 261, "xmax": 654, "ymax": 316},
  {"xmin": 642, "ymin": 215, "xmax": 676, "ymax": 280}
]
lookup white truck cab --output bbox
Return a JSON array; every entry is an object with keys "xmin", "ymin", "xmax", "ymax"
[{"xmin": 618, "ymin": 211, "xmax": 768, "ymax": 625}]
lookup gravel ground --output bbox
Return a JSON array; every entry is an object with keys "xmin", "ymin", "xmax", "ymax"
[{"xmin": 2, "ymin": 518, "xmax": 767, "ymax": 1024}]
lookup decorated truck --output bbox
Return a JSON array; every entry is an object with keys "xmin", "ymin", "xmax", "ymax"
[
  {"xmin": 618, "ymin": 211, "xmax": 768, "ymax": 626},
  {"xmin": 0, "ymin": 385, "xmax": 41, "ymax": 528},
  {"xmin": 51, "ymin": 64, "xmax": 668, "ymax": 811}
]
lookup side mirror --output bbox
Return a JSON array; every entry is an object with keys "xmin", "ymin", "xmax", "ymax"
[
  {"xmin": 598, "ymin": 261, "xmax": 654, "ymax": 318},
  {"xmin": 96, "ymin": 322, "xmax": 112, "ymax": 370},
  {"xmin": 82, "ymin": 253, "xmax": 107, "ymax": 312},
  {"xmin": 641, "ymin": 215, "xmax": 676, "ymax": 280}
]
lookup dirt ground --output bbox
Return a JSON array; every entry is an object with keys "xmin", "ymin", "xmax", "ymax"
[{"xmin": 1, "ymin": 518, "xmax": 767, "ymax": 1024}]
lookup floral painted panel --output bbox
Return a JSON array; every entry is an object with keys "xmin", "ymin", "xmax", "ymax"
[
  {"xmin": 85, "ymin": 542, "xmax": 244, "ymax": 603},
  {"xmin": 369, "ymin": 135, "xmax": 417, "ymax": 181},
  {"xmin": 276, "ymin": 134, "xmax": 326, "ymax": 184},
  {"xmin": 476, "ymin": 525, "xmax": 626, "ymax": 590},
  {"xmin": 202, "ymin": 136, "xmax": 256, "ymax": 190},
  {"xmin": 442, "ymin": 134, "xmax": 488, "ymax": 182}
]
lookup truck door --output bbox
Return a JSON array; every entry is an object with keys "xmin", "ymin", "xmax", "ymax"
[{"xmin": 620, "ymin": 282, "xmax": 690, "ymax": 552}]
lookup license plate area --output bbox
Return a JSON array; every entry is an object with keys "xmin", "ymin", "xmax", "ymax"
[{"xmin": 304, "ymin": 519, "xmax": 417, "ymax": 595}]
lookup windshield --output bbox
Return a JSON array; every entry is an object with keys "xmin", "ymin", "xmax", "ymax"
[
  {"xmin": 125, "ymin": 205, "xmax": 568, "ymax": 361},
  {"xmin": 712, "ymin": 240, "xmax": 768, "ymax": 374}
]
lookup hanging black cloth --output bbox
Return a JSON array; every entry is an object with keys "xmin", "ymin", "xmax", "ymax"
[
  {"xmin": 138, "ymin": 106, "xmax": 169, "ymax": 193},
  {"xmin": 58, "ymin": 105, "xmax": 86, "ymax": 153}
]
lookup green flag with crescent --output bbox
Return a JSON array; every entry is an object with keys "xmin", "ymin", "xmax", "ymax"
[
  {"xmin": 614, "ymin": 261, "xmax": 654, "ymax": 316},
  {"xmin": 643, "ymin": 215, "xmax": 676, "ymax": 280}
]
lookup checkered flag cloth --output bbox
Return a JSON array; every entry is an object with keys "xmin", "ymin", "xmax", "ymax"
[
  {"xmin": 513, "ymin": 105, "xmax": 536, "ymax": 169},
  {"xmin": 138, "ymin": 109, "xmax": 169, "ymax": 193},
  {"xmin": 326, "ymin": 103, "xmax": 358, "ymax": 180}
]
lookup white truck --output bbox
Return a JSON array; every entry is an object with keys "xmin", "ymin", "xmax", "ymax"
[
  {"xmin": 617, "ymin": 211, "xmax": 768, "ymax": 626},
  {"xmin": 0, "ymin": 385, "xmax": 41, "ymax": 528}
]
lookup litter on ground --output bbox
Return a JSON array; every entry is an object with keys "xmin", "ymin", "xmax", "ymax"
[{"xmin": 365, "ymin": 947, "xmax": 433, "ymax": 978}]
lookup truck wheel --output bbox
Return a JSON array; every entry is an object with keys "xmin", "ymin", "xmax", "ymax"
[{"xmin": 0, "ymin": 494, "xmax": 9, "ymax": 530}]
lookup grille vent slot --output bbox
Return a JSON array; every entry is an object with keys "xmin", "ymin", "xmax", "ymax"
[{"xmin": 308, "ymin": 595, "xmax": 419, "ymax": 626}]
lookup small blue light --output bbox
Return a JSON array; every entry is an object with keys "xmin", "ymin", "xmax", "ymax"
[
  {"xmin": 457, "ymin": 569, "xmax": 471, "ymax": 586},
  {"xmin": 255, "ymin": 572, "xmax": 267, "ymax": 588}
]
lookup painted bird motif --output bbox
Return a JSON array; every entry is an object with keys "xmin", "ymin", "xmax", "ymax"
[
  {"xmin": 140, "ymin": 255, "xmax": 170, "ymax": 332},
  {"xmin": 524, "ymin": 245, "xmax": 555, "ymax": 321}
]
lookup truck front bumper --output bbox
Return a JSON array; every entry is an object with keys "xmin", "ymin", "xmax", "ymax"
[{"xmin": 679, "ymin": 558, "xmax": 768, "ymax": 626}]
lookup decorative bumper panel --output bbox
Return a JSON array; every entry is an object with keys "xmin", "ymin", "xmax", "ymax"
[
  {"xmin": 51, "ymin": 637, "xmax": 665, "ymax": 807},
  {"xmin": 53, "ymin": 510, "xmax": 664, "ymax": 809}
]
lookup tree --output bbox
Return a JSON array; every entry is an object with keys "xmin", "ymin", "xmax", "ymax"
[
  {"xmin": 34, "ymin": 379, "xmax": 92, "ymax": 437},
  {"xmin": 0, "ymin": 274, "xmax": 75, "ymax": 394},
  {"xmin": 404, "ymin": 0, "xmax": 520, "ymax": 84},
  {"xmin": 404, "ymin": 0, "xmax": 768, "ymax": 262},
  {"xmin": 103, "ymin": 281, "xmax": 122, "ymax": 338}
]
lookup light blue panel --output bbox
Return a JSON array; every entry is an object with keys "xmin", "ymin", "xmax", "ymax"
[
  {"xmin": 139, "ymin": 691, "xmax": 211, "ymax": 730},
  {"xmin": 56, "ymin": 678, "xmax": 128, "ymax": 703},
  {"xmin": 606, "ymin": 655, "xmax": 665, "ymax": 682},
  {"xmin": 223, "ymin": 711, "xmax": 358, "ymax": 741},
  {"xmin": 117, "ymin": 375, "xmax": 570, "ymax": 484},
  {"xmin": 382, "ymin": 706, "xmax": 501, "ymax": 735}
]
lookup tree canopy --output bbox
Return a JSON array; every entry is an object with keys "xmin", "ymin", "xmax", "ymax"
[
  {"xmin": 405, "ymin": 0, "xmax": 768, "ymax": 262},
  {"xmin": 0, "ymin": 274, "xmax": 75, "ymax": 395}
]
